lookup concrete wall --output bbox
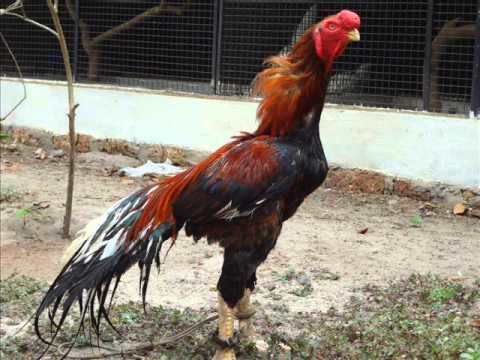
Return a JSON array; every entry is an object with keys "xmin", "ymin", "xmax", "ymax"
[{"xmin": 2, "ymin": 78, "xmax": 479, "ymax": 189}]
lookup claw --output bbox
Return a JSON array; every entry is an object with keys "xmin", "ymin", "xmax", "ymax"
[{"xmin": 213, "ymin": 293, "xmax": 236, "ymax": 360}]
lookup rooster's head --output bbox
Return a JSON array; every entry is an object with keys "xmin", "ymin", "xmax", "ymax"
[{"xmin": 313, "ymin": 10, "xmax": 361, "ymax": 69}]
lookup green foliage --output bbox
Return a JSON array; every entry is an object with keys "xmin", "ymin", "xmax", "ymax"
[
  {"xmin": 428, "ymin": 283, "xmax": 462, "ymax": 305},
  {"xmin": 290, "ymin": 283, "xmax": 314, "ymax": 297},
  {"xmin": 461, "ymin": 346, "xmax": 480, "ymax": 360},
  {"xmin": 0, "ymin": 187, "xmax": 19, "ymax": 203},
  {"xmin": 117, "ymin": 304, "xmax": 142, "ymax": 326},
  {"xmin": 15, "ymin": 208, "xmax": 32, "ymax": 227},
  {"xmin": 270, "ymin": 274, "xmax": 480, "ymax": 359},
  {"xmin": 15, "ymin": 208, "xmax": 31, "ymax": 220},
  {"xmin": 1, "ymin": 274, "xmax": 478, "ymax": 359},
  {"xmin": 273, "ymin": 266, "xmax": 297, "ymax": 283},
  {"xmin": 0, "ymin": 275, "xmax": 45, "ymax": 304},
  {"xmin": 0, "ymin": 132, "xmax": 10, "ymax": 142},
  {"xmin": 410, "ymin": 214, "xmax": 423, "ymax": 227}
]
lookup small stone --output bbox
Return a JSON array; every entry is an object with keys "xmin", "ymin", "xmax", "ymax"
[
  {"xmin": 470, "ymin": 198, "xmax": 480, "ymax": 210},
  {"xmin": 255, "ymin": 339, "xmax": 269, "ymax": 353},
  {"xmin": 296, "ymin": 273, "xmax": 311, "ymax": 286},
  {"xmin": 50, "ymin": 149, "xmax": 65, "ymax": 158},
  {"xmin": 469, "ymin": 209, "xmax": 480, "ymax": 219},
  {"xmin": 453, "ymin": 203, "xmax": 467, "ymax": 215},
  {"xmin": 266, "ymin": 283, "xmax": 276, "ymax": 291},
  {"xmin": 1, "ymin": 143, "xmax": 18, "ymax": 152},
  {"xmin": 279, "ymin": 342, "xmax": 291, "ymax": 352},
  {"xmin": 34, "ymin": 148, "xmax": 47, "ymax": 160},
  {"xmin": 421, "ymin": 202, "xmax": 437, "ymax": 210},
  {"xmin": 463, "ymin": 190, "xmax": 477, "ymax": 201}
]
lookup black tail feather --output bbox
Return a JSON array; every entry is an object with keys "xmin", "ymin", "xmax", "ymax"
[{"xmin": 33, "ymin": 188, "xmax": 174, "ymax": 358}]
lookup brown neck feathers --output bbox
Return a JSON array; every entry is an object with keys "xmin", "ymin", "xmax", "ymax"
[{"xmin": 253, "ymin": 28, "xmax": 328, "ymax": 137}]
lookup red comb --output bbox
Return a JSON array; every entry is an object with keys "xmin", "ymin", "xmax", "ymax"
[{"xmin": 337, "ymin": 10, "xmax": 361, "ymax": 30}]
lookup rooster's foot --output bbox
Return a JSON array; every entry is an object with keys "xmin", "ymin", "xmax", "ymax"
[
  {"xmin": 213, "ymin": 293, "xmax": 237, "ymax": 360},
  {"xmin": 235, "ymin": 288, "xmax": 257, "ymax": 341}
]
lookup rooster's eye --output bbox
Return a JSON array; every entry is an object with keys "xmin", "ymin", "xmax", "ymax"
[{"xmin": 328, "ymin": 23, "xmax": 337, "ymax": 31}]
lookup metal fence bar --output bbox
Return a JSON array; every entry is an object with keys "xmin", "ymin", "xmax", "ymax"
[
  {"xmin": 471, "ymin": 0, "xmax": 480, "ymax": 117},
  {"xmin": 72, "ymin": 0, "xmax": 79, "ymax": 82},
  {"xmin": 422, "ymin": 0, "xmax": 434, "ymax": 111},
  {"xmin": 211, "ymin": 0, "xmax": 220, "ymax": 94},
  {"xmin": 214, "ymin": 0, "xmax": 224, "ymax": 95}
]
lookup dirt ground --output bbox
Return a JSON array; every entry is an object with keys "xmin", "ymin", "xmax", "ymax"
[{"xmin": 1, "ymin": 141, "xmax": 479, "ymax": 319}]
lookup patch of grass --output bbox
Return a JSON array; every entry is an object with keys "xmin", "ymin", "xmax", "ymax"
[
  {"xmin": 0, "ymin": 187, "xmax": 19, "ymax": 203},
  {"xmin": 0, "ymin": 275, "xmax": 46, "ymax": 304},
  {"xmin": 410, "ymin": 214, "xmax": 423, "ymax": 227},
  {"xmin": 2, "ymin": 274, "xmax": 479, "ymax": 359},
  {"xmin": 13, "ymin": 205, "xmax": 51, "ymax": 227},
  {"xmin": 290, "ymin": 283, "xmax": 314, "ymax": 297},
  {"xmin": 429, "ymin": 283, "xmax": 463, "ymax": 305},
  {"xmin": 267, "ymin": 274, "xmax": 480, "ymax": 359},
  {"xmin": 115, "ymin": 302, "xmax": 143, "ymax": 326},
  {"xmin": 0, "ymin": 276, "xmax": 48, "ymax": 359},
  {"xmin": 15, "ymin": 208, "xmax": 32, "ymax": 227},
  {"xmin": 0, "ymin": 336, "xmax": 32, "ymax": 359},
  {"xmin": 461, "ymin": 345, "xmax": 480, "ymax": 360},
  {"xmin": 273, "ymin": 266, "xmax": 297, "ymax": 283},
  {"xmin": 0, "ymin": 132, "xmax": 10, "ymax": 142}
]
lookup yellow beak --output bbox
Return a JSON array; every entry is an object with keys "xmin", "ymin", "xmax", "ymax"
[{"xmin": 348, "ymin": 29, "xmax": 360, "ymax": 42}]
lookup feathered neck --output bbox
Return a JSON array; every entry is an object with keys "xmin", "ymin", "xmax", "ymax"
[{"xmin": 252, "ymin": 27, "xmax": 329, "ymax": 137}]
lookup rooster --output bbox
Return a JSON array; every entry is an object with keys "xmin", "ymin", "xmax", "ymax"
[{"xmin": 34, "ymin": 10, "xmax": 360, "ymax": 360}]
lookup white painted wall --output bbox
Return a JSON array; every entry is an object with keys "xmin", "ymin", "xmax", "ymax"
[{"xmin": 2, "ymin": 78, "xmax": 479, "ymax": 188}]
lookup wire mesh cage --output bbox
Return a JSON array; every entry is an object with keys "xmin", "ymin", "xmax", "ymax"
[
  {"xmin": 1, "ymin": 0, "xmax": 478, "ymax": 116},
  {"xmin": 74, "ymin": 0, "xmax": 215, "ymax": 94},
  {"xmin": 430, "ymin": 0, "xmax": 476, "ymax": 114},
  {"xmin": 0, "ymin": 0, "xmax": 75, "ymax": 80}
]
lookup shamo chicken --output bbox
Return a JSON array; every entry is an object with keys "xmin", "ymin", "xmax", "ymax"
[{"xmin": 35, "ymin": 10, "xmax": 360, "ymax": 360}]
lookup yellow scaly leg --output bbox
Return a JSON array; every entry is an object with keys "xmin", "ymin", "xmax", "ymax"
[
  {"xmin": 213, "ymin": 293, "xmax": 236, "ymax": 360},
  {"xmin": 235, "ymin": 288, "xmax": 256, "ymax": 341}
]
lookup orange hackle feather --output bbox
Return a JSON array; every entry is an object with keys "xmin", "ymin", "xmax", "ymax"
[{"xmin": 253, "ymin": 26, "xmax": 327, "ymax": 137}]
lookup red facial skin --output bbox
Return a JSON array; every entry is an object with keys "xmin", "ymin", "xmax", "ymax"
[{"xmin": 313, "ymin": 10, "xmax": 361, "ymax": 71}]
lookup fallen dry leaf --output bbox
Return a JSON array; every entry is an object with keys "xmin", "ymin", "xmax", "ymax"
[
  {"xmin": 100, "ymin": 138, "xmax": 138, "ymax": 158},
  {"xmin": 453, "ymin": 203, "xmax": 467, "ymax": 215},
  {"xmin": 33, "ymin": 201, "xmax": 50, "ymax": 210},
  {"xmin": 13, "ymin": 128, "xmax": 39, "ymax": 146},
  {"xmin": 102, "ymin": 166, "xmax": 119, "ymax": 177},
  {"xmin": 470, "ymin": 319, "xmax": 480, "ymax": 329},
  {"xmin": 1, "ymin": 143, "xmax": 18, "ymax": 152},
  {"xmin": 52, "ymin": 134, "xmax": 93, "ymax": 153},
  {"xmin": 358, "ymin": 227, "xmax": 369, "ymax": 235}
]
